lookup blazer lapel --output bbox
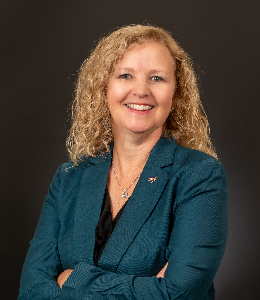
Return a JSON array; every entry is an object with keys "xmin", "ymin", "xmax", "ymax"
[
  {"xmin": 73, "ymin": 153, "xmax": 111, "ymax": 263},
  {"xmin": 98, "ymin": 138, "xmax": 178, "ymax": 272}
]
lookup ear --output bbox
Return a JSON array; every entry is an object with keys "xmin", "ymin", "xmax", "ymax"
[{"xmin": 171, "ymin": 93, "xmax": 176, "ymax": 109}]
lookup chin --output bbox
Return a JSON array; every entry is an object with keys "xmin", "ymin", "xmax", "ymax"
[{"xmin": 128, "ymin": 126, "xmax": 162, "ymax": 136}]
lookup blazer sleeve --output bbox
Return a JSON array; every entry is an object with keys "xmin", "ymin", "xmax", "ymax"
[
  {"xmin": 18, "ymin": 166, "xmax": 63, "ymax": 300},
  {"xmin": 60, "ymin": 159, "xmax": 228, "ymax": 300},
  {"xmin": 18, "ymin": 159, "xmax": 228, "ymax": 300}
]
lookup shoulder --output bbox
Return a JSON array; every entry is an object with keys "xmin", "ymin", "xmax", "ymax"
[
  {"xmin": 151, "ymin": 137, "xmax": 226, "ymax": 181},
  {"xmin": 156, "ymin": 137, "xmax": 225, "ymax": 175},
  {"xmin": 170, "ymin": 145, "xmax": 228, "ymax": 199},
  {"xmin": 173, "ymin": 144, "xmax": 224, "ymax": 173},
  {"xmin": 54, "ymin": 153, "xmax": 111, "ymax": 183}
]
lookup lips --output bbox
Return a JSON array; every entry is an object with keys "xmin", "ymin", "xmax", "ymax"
[{"xmin": 126, "ymin": 104, "xmax": 153, "ymax": 111}]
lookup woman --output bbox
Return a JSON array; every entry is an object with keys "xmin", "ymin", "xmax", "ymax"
[{"xmin": 18, "ymin": 25, "xmax": 228, "ymax": 300}]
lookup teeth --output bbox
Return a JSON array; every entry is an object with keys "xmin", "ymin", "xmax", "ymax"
[{"xmin": 126, "ymin": 104, "xmax": 153, "ymax": 111}]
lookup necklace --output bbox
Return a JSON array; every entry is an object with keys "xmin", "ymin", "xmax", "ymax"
[{"xmin": 112, "ymin": 161, "xmax": 141, "ymax": 198}]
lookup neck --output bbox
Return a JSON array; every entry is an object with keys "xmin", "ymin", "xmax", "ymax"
[{"xmin": 112, "ymin": 127, "xmax": 162, "ymax": 175}]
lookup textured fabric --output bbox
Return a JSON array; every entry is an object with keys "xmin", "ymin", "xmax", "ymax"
[
  {"xmin": 94, "ymin": 186, "xmax": 128, "ymax": 266},
  {"xmin": 18, "ymin": 137, "xmax": 228, "ymax": 300}
]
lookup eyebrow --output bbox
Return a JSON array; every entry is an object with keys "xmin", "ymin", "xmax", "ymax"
[
  {"xmin": 150, "ymin": 69, "xmax": 168, "ymax": 74},
  {"xmin": 115, "ymin": 67, "xmax": 170, "ymax": 74},
  {"xmin": 115, "ymin": 67, "xmax": 135, "ymax": 72}
]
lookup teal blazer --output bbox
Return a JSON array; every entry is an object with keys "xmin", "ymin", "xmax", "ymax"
[{"xmin": 18, "ymin": 137, "xmax": 228, "ymax": 300}]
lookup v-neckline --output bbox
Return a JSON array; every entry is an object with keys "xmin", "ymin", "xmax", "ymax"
[{"xmin": 93, "ymin": 186, "xmax": 129, "ymax": 266}]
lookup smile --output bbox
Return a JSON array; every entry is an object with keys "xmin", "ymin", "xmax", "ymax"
[{"xmin": 126, "ymin": 104, "xmax": 153, "ymax": 111}]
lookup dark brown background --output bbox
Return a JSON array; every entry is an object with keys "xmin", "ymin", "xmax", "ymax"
[{"xmin": 1, "ymin": 1, "xmax": 260, "ymax": 299}]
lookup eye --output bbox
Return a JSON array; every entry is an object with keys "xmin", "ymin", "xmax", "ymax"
[
  {"xmin": 119, "ymin": 74, "xmax": 131, "ymax": 79},
  {"xmin": 151, "ymin": 76, "xmax": 164, "ymax": 82}
]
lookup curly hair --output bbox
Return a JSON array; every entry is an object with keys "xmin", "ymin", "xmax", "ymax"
[{"xmin": 67, "ymin": 24, "xmax": 217, "ymax": 164}]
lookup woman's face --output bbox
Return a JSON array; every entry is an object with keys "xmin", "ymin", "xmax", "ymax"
[{"xmin": 106, "ymin": 40, "xmax": 176, "ymax": 138}]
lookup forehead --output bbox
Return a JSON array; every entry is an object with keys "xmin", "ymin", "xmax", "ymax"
[
  {"xmin": 126, "ymin": 40, "xmax": 166, "ymax": 50},
  {"xmin": 115, "ymin": 40, "xmax": 174, "ymax": 69}
]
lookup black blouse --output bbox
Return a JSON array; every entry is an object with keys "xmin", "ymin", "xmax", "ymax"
[{"xmin": 93, "ymin": 186, "xmax": 128, "ymax": 266}]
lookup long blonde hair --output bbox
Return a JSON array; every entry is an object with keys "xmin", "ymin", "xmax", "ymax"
[{"xmin": 67, "ymin": 25, "xmax": 217, "ymax": 164}]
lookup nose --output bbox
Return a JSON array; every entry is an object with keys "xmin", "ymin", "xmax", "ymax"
[{"xmin": 132, "ymin": 79, "xmax": 150, "ymax": 98}]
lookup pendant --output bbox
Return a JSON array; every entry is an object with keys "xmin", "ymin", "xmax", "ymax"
[{"xmin": 122, "ymin": 190, "xmax": 128, "ymax": 198}]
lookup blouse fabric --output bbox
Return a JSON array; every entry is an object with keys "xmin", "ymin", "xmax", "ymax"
[
  {"xmin": 94, "ymin": 186, "xmax": 128, "ymax": 266},
  {"xmin": 18, "ymin": 137, "xmax": 228, "ymax": 300}
]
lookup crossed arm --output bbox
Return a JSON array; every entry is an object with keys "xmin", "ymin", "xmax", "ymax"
[
  {"xmin": 18, "ymin": 159, "xmax": 228, "ymax": 300},
  {"xmin": 57, "ymin": 263, "xmax": 169, "ymax": 289}
]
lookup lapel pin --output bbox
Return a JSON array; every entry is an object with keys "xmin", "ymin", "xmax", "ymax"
[{"xmin": 148, "ymin": 176, "xmax": 157, "ymax": 183}]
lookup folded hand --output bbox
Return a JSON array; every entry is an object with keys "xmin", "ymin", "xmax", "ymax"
[
  {"xmin": 156, "ymin": 262, "xmax": 168, "ymax": 278},
  {"xmin": 57, "ymin": 269, "xmax": 73, "ymax": 288}
]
